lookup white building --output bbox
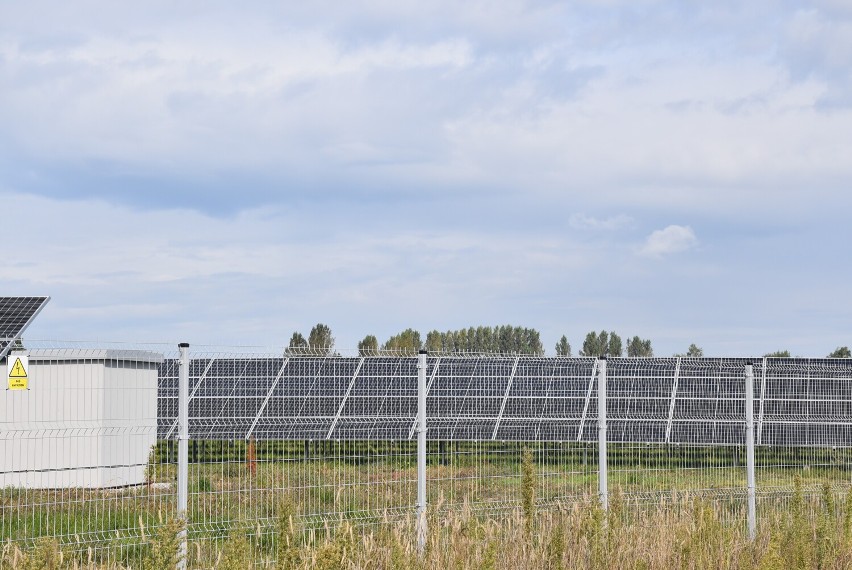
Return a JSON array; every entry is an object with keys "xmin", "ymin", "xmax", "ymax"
[{"xmin": 0, "ymin": 349, "xmax": 162, "ymax": 488}]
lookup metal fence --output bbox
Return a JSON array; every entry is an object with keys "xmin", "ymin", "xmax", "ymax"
[{"xmin": 3, "ymin": 342, "xmax": 852, "ymax": 567}]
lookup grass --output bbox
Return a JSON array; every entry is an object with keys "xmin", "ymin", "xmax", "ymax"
[
  {"xmin": 5, "ymin": 484, "xmax": 852, "ymax": 569},
  {"xmin": 2, "ymin": 440, "xmax": 852, "ymax": 567}
]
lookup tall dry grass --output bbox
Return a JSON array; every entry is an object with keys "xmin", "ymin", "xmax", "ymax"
[{"xmin": 5, "ymin": 479, "xmax": 852, "ymax": 569}]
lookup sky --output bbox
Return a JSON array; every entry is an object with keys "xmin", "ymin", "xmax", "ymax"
[{"xmin": 1, "ymin": 1, "xmax": 851, "ymax": 356}]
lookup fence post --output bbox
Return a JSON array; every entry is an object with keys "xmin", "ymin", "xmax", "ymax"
[
  {"xmin": 745, "ymin": 362, "xmax": 756, "ymax": 540},
  {"xmin": 598, "ymin": 356, "xmax": 608, "ymax": 511},
  {"xmin": 177, "ymin": 343, "xmax": 190, "ymax": 569},
  {"xmin": 416, "ymin": 350, "xmax": 428, "ymax": 554}
]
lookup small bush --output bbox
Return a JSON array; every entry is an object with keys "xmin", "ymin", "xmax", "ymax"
[
  {"xmin": 23, "ymin": 538, "xmax": 62, "ymax": 570},
  {"xmin": 146, "ymin": 514, "xmax": 185, "ymax": 570},
  {"xmin": 218, "ymin": 525, "xmax": 254, "ymax": 570}
]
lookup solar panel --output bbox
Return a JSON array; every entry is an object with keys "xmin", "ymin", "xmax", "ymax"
[
  {"xmin": 156, "ymin": 356, "xmax": 852, "ymax": 446},
  {"xmin": 0, "ymin": 296, "xmax": 50, "ymax": 360}
]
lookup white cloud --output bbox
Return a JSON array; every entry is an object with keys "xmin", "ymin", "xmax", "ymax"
[
  {"xmin": 639, "ymin": 225, "xmax": 698, "ymax": 257},
  {"xmin": 569, "ymin": 213, "xmax": 633, "ymax": 231}
]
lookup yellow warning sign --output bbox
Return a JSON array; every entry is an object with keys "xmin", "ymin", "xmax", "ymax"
[{"xmin": 7, "ymin": 355, "xmax": 28, "ymax": 390}]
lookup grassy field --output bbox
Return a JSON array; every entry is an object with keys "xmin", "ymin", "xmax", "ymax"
[{"xmin": 2, "ymin": 441, "xmax": 852, "ymax": 568}]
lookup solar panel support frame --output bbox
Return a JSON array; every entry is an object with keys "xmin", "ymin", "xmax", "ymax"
[
  {"xmin": 576, "ymin": 359, "xmax": 598, "ymax": 442},
  {"xmin": 326, "ymin": 357, "xmax": 365, "ymax": 440},
  {"xmin": 165, "ymin": 358, "xmax": 216, "ymax": 440},
  {"xmin": 491, "ymin": 356, "xmax": 520, "ymax": 440},
  {"xmin": 246, "ymin": 357, "xmax": 290, "ymax": 440},
  {"xmin": 756, "ymin": 357, "xmax": 767, "ymax": 445},
  {"xmin": 664, "ymin": 357, "xmax": 682, "ymax": 444}
]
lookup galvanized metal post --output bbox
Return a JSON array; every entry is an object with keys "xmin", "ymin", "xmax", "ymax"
[
  {"xmin": 177, "ymin": 343, "xmax": 189, "ymax": 569},
  {"xmin": 417, "ymin": 350, "xmax": 427, "ymax": 555},
  {"xmin": 416, "ymin": 350, "xmax": 428, "ymax": 554},
  {"xmin": 598, "ymin": 357, "xmax": 608, "ymax": 511},
  {"xmin": 745, "ymin": 362, "xmax": 756, "ymax": 540}
]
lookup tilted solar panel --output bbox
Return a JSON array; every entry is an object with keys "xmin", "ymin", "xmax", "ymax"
[
  {"xmin": 156, "ymin": 356, "xmax": 852, "ymax": 446},
  {"xmin": 0, "ymin": 296, "xmax": 50, "ymax": 360}
]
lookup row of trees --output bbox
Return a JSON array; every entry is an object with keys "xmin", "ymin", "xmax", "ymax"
[
  {"xmin": 575, "ymin": 330, "xmax": 653, "ymax": 358},
  {"xmin": 764, "ymin": 347, "xmax": 852, "ymax": 358},
  {"xmin": 285, "ymin": 323, "xmax": 851, "ymax": 359},
  {"xmin": 356, "ymin": 326, "xmax": 544, "ymax": 355}
]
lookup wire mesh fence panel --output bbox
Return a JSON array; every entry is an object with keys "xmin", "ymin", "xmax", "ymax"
[
  {"xmin": 604, "ymin": 358, "xmax": 752, "ymax": 525},
  {"xmin": 425, "ymin": 357, "xmax": 600, "ymax": 515},
  {"xmin": 756, "ymin": 358, "xmax": 852, "ymax": 517},
  {"xmin": 6, "ymin": 345, "xmax": 852, "ymax": 565},
  {"xmin": 157, "ymin": 351, "xmax": 422, "ymax": 567},
  {"xmin": 1, "ymin": 342, "xmax": 177, "ymax": 568}
]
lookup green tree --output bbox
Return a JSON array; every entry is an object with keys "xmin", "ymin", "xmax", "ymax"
[
  {"xmin": 521, "ymin": 327, "xmax": 544, "ymax": 355},
  {"xmin": 308, "ymin": 323, "xmax": 334, "ymax": 355},
  {"xmin": 425, "ymin": 330, "xmax": 443, "ymax": 353},
  {"xmin": 555, "ymin": 335, "xmax": 572, "ymax": 357},
  {"xmin": 382, "ymin": 328, "xmax": 422, "ymax": 354},
  {"xmin": 626, "ymin": 336, "xmax": 653, "ymax": 357},
  {"xmin": 580, "ymin": 331, "xmax": 605, "ymax": 357},
  {"xmin": 357, "ymin": 335, "xmax": 378, "ymax": 356},
  {"xmin": 828, "ymin": 346, "xmax": 851, "ymax": 358},
  {"xmin": 675, "ymin": 343, "xmax": 704, "ymax": 357},
  {"xmin": 421, "ymin": 326, "xmax": 543, "ymax": 355},
  {"xmin": 765, "ymin": 350, "xmax": 791, "ymax": 358},
  {"xmin": 580, "ymin": 330, "xmax": 622, "ymax": 357},
  {"xmin": 285, "ymin": 332, "xmax": 308, "ymax": 355},
  {"xmin": 608, "ymin": 332, "xmax": 623, "ymax": 357}
]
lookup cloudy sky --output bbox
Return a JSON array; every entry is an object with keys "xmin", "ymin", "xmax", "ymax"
[{"xmin": 2, "ymin": 1, "xmax": 851, "ymax": 356}]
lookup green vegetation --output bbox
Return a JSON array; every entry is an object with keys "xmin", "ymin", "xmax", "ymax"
[
  {"xmin": 284, "ymin": 322, "xmax": 848, "ymax": 357},
  {"xmin": 626, "ymin": 336, "xmax": 653, "ymax": 357},
  {"xmin": 357, "ymin": 334, "xmax": 378, "ymax": 355},
  {"xmin": 307, "ymin": 324, "xmax": 334, "ymax": 355},
  {"xmin": 555, "ymin": 335, "xmax": 572, "ymax": 357},
  {"xmin": 764, "ymin": 350, "xmax": 791, "ymax": 358},
  {"xmin": 6, "ymin": 485, "xmax": 852, "ymax": 569},
  {"xmin": 383, "ymin": 328, "xmax": 423, "ymax": 353},
  {"xmin": 521, "ymin": 446, "xmax": 536, "ymax": 535},
  {"xmin": 580, "ymin": 330, "xmax": 623, "ymax": 357},
  {"xmin": 286, "ymin": 332, "xmax": 308, "ymax": 354},
  {"xmin": 286, "ymin": 324, "xmax": 335, "ymax": 355},
  {"xmin": 424, "ymin": 326, "xmax": 544, "ymax": 354},
  {"xmin": 3, "ymin": 440, "xmax": 852, "ymax": 568},
  {"xmin": 675, "ymin": 343, "xmax": 704, "ymax": 357}
]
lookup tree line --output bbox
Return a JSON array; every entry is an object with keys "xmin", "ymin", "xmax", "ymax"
[{"xmin": 285, "ymin": 323, "xmax": 852, "ymax": 359}]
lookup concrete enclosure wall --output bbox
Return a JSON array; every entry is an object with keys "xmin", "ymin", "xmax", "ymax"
[{"xmin": 0, "ymin": 350, "xmax": 163, "ymax": 489}]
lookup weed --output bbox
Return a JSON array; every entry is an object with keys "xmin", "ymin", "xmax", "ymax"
[
  {"xmin": 275, "ymin": 498, "xmax": 301, "ymax": 570},
  {"xmin": 521, "ymin": 446, "xmax": 536, "ymax": 537},
  {"xmin": 218, "ymin": 525, "xmax": 254, "ymax": 570},
  {"xmin": 146, "ymin": 514, "xmax": 185, "ymax": 570}
]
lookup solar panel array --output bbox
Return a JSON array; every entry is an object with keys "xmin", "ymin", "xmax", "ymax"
[{"xmin": 157, "ymin": 356, "xmax": 852, "ymax": 446}]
